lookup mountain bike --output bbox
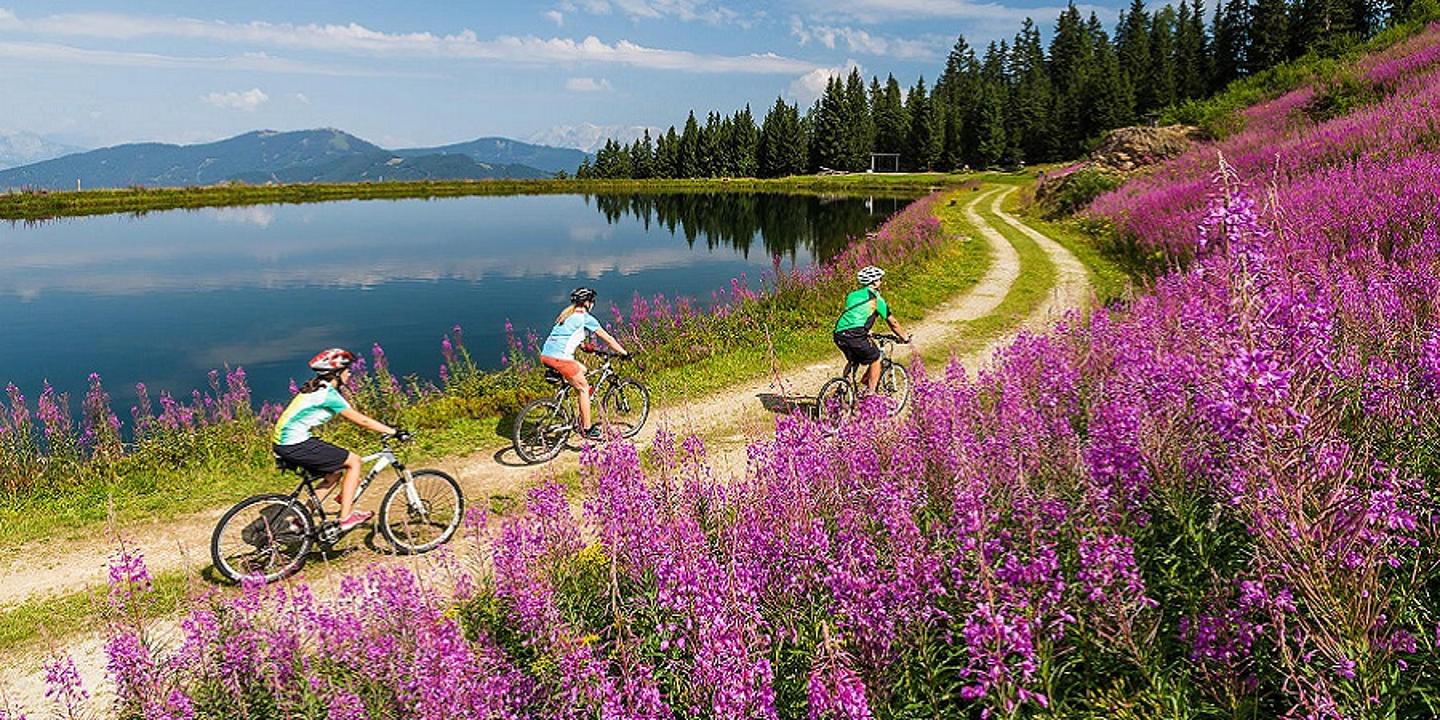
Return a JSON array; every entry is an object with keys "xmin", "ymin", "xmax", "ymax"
[
  {"xmin": 512, "ymin": 348, "xmax": 650, "ymax": 464},
  {"xmin": 210, "ymin": 433, "xmax": 464, "ymax": 583},
  {"xmin": 815, "ymin": 333, "xmax": 912, "ymax": 431}
]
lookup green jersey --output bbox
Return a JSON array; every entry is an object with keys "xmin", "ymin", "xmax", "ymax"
[
  {"xmin": 272, "ymin": 384, "xmax": 350, "ymax": 445},
  {"xmin": 834, "ymin": 287, "xmax": 890, "ymax": 333}
]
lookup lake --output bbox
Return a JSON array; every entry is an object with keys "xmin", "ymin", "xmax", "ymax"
[{"xmin": 0, "ymin": 192, "xmax": 909, "ymax": 412}]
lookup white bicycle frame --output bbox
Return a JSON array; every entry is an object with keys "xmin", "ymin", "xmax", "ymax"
[{"xmin": 356, "ymin": 449, "xmax": 424, "ymax": 511}]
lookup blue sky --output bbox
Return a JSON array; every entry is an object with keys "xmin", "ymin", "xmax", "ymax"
[{"xmin": 0, "ymin": 0, "xmax": 1120, "ymax": 150}]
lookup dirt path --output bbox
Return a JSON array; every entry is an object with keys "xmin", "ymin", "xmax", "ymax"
[{"xmin": 0, "ymin": 185, "xmax": 1095, "ymax": 712}]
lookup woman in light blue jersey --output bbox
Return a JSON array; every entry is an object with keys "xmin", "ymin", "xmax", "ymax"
[{"xmin": 540, "ymin": 287, "xmax": 628, "ymax": 440}]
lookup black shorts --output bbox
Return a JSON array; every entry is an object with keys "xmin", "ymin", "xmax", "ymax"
[
  {"xmin": 273, "ymin": 438, "xmax": 350, "ymax": 475},
  {"xmin": 833, "ymin": 330, "xmax": 881, "ymax": 366}
]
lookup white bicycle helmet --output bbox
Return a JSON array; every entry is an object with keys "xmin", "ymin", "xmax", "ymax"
[{"xmin": 857, "ymin": 265, "xmax": 885, "ymax": 286}]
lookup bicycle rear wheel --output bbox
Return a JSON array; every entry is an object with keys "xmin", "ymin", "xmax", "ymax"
[
  {"xmin": 815, "ymin": 377, "xmax": 856, "ymax": 432},
  {"xmin": 379, "ymin": 469, "xmax": 464, "ymax": 554},
  {"xmin": 513, "ymin": 398, "xmax": 571, "ymax": 464},
  {"xmin": 600, "ymin": 378, "xmax": 650, "ymax": 438},
  {"xmin": 211, "ymin": 494, "xmax": 314, "ymax": 583},
  {"xmin": 878, "ymin": 362, "xmax": 911, "ymax": 417}
]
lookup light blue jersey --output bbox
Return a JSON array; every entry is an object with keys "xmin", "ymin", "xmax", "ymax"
[{"xmin": 541, "ymin": 310, "xmax": 602, "ymax": 360}]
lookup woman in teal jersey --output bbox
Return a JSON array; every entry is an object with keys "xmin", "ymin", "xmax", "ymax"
[
  {"xmin": 540, "ymin": 287, "xmax": 628, "ymax": 440},
  {"xmin": 272, "ymin": 348, "xmax": 401, "ymax": 531},
  {"xmin": 833, "ymin": 265, "xmax": 910, "ymax": 394}
]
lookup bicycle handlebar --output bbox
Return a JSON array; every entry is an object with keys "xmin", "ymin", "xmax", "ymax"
[{"xmin": 871, "ymin": 333, "xmax": 911, "ymax": 344}]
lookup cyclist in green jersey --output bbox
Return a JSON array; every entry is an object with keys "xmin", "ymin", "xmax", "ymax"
[{"xmin": 833, "ymin": 265, "xmax": 911, "ymax": 394}]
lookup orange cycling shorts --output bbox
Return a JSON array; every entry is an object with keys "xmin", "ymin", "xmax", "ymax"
[{"xmin": 541, "ymin": 355, "xmax": 585, "ymax": 380}]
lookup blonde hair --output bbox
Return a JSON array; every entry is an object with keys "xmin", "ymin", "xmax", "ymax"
[{"xmin": 555, "ymin": 303, "xmax": 584, "ymax": 325}]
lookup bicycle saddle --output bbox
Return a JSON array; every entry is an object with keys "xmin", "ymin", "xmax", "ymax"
[{"xmin": 543, "ymin": 368, "xmax": 566, "ymax": 385}]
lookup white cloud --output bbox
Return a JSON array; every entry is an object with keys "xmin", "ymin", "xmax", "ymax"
[
  {"xmin": 806, "ymin": 0, "xmax": 1112, "ymax": 24},
  {"xmin": 200, "ymin": 88, "xmax": 269, "ymax": 111},
  {"xmin": 0, "ymin": 40, "xmax": 406, "ymax": 76},
  {"xmin": 787, "ymin": 60, "xmax": 862, "ymax": 106},
  {"xmin": 0, "ymin": 10, "xmax": 816, "ymax": 74},
  {"xmin": 789, "ymin": 18, "xmax": 941, "ymax": 60},
  {"xmin": 292, "ymin": 92, "xmax": 310, "ymax": 104},
  {"xmin": 545, "ymin": 10, "xmax": 565, "ymax": 25},
  {"xmin": 565, "ymin": 77, "xmax": 612, "ymax": 92}
]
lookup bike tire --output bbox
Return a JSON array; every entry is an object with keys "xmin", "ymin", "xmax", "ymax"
[
  {"xmin": 379, "ymin": 469, "xmax": 464, "ymax": 554},
  {"xmin": 600, "ymin": 378, "xmax": 650, "ymax": 439},
  {"xmin": 513, "ymin": 397, "xmax": 571, "ymax": 464},
  {"xmin": 815, "ymin": 377, "xmax": 856, "ymax": 432},
  {"xmin": 879, "ymin": 362, "xmax": 911, "ymax": 417},
  {"xmin": 210, "ymin": 493, "xmax": 314, "ymax": 584}
]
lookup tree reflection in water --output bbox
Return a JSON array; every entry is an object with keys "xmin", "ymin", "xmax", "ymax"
[{"xmin": 588, "ymin": 192, "xmax": 913, "ymax": 265}]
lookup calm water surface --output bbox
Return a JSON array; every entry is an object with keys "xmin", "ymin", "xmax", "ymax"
[{"xmin": 0, "ymin": 192, "xmax": 908, "ymax": 410}]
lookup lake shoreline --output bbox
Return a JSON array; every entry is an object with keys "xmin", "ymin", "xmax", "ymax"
[{"xmin": 0, "ymin": 173, "xmax": 968, "ymax": 222}]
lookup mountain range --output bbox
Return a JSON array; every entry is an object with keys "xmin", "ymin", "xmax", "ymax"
[
  {"xmin": 526, "ymin": 124, "xmax": 660, "ymax": 154},
  {"xmin": 0, "ymin": 132, "xmax": 87, "ymax": 171},
  {"xmin": 0, "ymin": 129, "xmax": 590, "ymax": 191}
]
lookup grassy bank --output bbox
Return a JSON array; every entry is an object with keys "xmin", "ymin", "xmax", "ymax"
[{"xmin": 0, "ymin": 173, "xmax": 965, "ymax": 222}]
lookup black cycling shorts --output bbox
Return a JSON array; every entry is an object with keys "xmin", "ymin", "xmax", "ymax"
[
  {"xmin": 833, "ymin": 330, "xmax": 882, "ymax": 366},
  {"xmin": 273, "ymin": 438, "xmax": 350, "ymax": 475}
]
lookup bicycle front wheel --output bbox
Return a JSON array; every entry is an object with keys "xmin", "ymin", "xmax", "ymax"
[
  {"xmin": 210, "ymin": 494, "xmax": 314, "ymax": 584},
  {"xmin": 379, "ymin": 469, "xmax": 464, "ymax": 554},
  {"xmin": 600, "ymin": 378, "xmax": 650, "ymax": 438},
  {"xmin": 815, "ymin": 377, "xmax": 856, "ymax": 432},
  {"xmin": 513, "ymin": 398, "xmax": 571, "ymax": 464},
  {"xmin": 878, "ymin": 362, "xmax": 911, "ymax": 417}
]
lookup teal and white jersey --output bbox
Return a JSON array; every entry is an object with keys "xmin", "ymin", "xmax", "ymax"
[{"xmin": 272, "ymin": 384, "xmax": 350, "ymax": 445}]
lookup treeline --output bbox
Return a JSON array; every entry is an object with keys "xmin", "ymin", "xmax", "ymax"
[{"xmin": 578, "ymin": 0, "xmax": 1408, "ymax": 178}]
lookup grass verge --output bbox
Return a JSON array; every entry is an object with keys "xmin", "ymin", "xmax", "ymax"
[
  {"xmin": 0, "ymin": 173, "xmax": 976, "ymax": 222},
  {"xmin": 0, "ymin": 568, "xmax": 191, "ymax": 658}
]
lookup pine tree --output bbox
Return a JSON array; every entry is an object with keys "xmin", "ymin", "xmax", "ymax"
[
  {"xmin": 1116, "ymin": 0, "xmax": 1153, "ymax": 116},
  {"xmin": 1085, "ymin": 14, "xmax": 1134, "ymax": 135},
  {"xmin": 678, "ymin": 112, "xmax": 701, "ymax": 178},
  {"xmin": 1249, "ymin": 0, "xmax": 1290, "ymax": 73},
  {"xmin": 1212, "ymin": 0, "xmax": 1249, "ymax": 90},
  {"xmin": 811, "ymin": 77, "xmax": 848, "ymax": 171},
  {"xmin": 1050, "ymin": 3, "xmax": 1092, "ymax": 151},
  {"xmin": 1149, "ymin": 6, "xmax": 1179, "ymax": 112},
  {"xmin": 904, "ymin": 77, "xmax": 937, "ymax": 171},
  {"xmin": 972, "ymin": 42, "xmax": 1010, "ymax": 168},
  {"xmin": 1011, "ymin": 18, "xmax": 1055, "ymax": 162},
  {"xmin": 874, "ymin": 74, "xmax": 909, "ymax": 155},
  {"xmin": 767, "ymin": 98, "xmax": 808, "ymax": 177},
  {"xmin": 843, "ymin": 68, "xmax": 874, "ymax": 171},
  {"xmin": 1175, "ymin": 0, "xmax": 1211, "ymax": 101},
  {"xmin": 732, "ymin": 106, "xmax": 759, "ymax": 177},
  {"xmin": 630, "ymin": 131, "xmax": 655, "ymax": 178}
]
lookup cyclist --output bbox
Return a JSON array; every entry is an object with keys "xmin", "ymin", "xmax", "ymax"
[
  {"xmin": 540, "ymin": 287, "xmax": 628, "ymax": 440},
  {"xmin": 833, "ymin": 265, "xmax": 911, "ymax": 394},
  {"xmin": 272, "ymin": 348, "xmax": 401, "ymax": 532}
]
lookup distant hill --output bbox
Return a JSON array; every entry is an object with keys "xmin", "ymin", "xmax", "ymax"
[
  {"xmin": 230, "ymin": 152, "xmax": 550, "ymax": 184},
  {"xmin": 0, "ymin": 128, "xmax": 580, "ymax": 190},
  {"xmin": 0, "ymin": 132, "xmax": 87, "ymax": 170},
  {"xmin": 394, "ymin": 137, "xmax": 587, "ymax": 175}
]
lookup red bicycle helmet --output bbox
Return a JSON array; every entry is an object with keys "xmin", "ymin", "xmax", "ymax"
[{"xmin": 308, "ymin": 348, "xmax": 355, "ymax": 372}]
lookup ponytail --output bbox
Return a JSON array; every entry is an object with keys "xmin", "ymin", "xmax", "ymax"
[
  {"xmin": 555, "ymin": 303, "xmax": 582, "ymax": 325},
  {"xmin": 298, "ymin": 372, "xmax": 339, "ymax": 394}
]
